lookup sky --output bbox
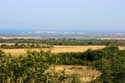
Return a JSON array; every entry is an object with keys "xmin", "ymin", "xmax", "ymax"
[{"xmin": 0, "ymin": 0, "xmax": 125, "ymax": 33}]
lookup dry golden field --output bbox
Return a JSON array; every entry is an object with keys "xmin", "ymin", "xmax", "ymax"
[
  {"xmin": 1, "ymin": 45, "xmax": 125, "ymax": 57},
  {"xmin": 2, "ymin": 45, "xmax": 105, "ymax": 56},
  {"xmin": 47, "ymin": 65, "xmax": 101, "ymax": 83},
  {"xmin": 0, "ymin": 43, "xmax": 15, "ymax": 45}
]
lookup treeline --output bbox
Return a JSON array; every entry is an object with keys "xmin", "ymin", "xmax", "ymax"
[
  {"xmin": 0, "ymin": 38, "xmax": 125, "ymax": 45},
  {"xmin": 0, "ymin": 46, "xmax": 125, "ymax": 83},
  {"xmin": 0, "ymin": 43, "xmax": 53, "ymax": 49}
]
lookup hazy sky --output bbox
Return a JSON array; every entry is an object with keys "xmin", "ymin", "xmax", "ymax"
[{"xmin": 0, "ymin": 0, "xmax": 125, "ymax": 32}]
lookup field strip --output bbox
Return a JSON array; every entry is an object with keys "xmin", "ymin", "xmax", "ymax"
[{"xmin": 1, "ymin": 45, "xmax": 125, "ymax": 57}]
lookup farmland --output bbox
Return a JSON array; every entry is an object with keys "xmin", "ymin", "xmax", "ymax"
[
  {"xmin": 0, "ymin": 45, "xmax": 125, "ymax": 83},
  {"xmin": 1, "ymin": 0, "xmax": 125, "ymax": 82},
  {"xmin": 0, "ymin": 38, "xmax": 125, "ymax": 83},
  {"xmin": 1, "ymin": 45, "xmax": 124, "ymax": 57},
  {"xmin": 2, "ymin": 45, "xmax": 106, "ymax": 56}
]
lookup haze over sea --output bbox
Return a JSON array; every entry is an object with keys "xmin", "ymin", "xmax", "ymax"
[{"xmin": 0, "ymin": 0, "xmax": 125, "ymax": 35}]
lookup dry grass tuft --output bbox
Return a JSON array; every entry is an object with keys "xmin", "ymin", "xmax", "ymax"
[{"xmin": 48, "ymin": 65, "xmax": 101, "ymax": 83}]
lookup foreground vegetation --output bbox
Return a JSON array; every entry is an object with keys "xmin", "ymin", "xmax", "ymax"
[{"xmin": 0, "ymin": 46, "xmax": 125, "ymax": 83}]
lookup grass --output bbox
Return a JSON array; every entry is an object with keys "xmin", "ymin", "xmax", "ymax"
[
  {"xmin": 2, "ymin": 45, "xmax": 105, "ymax": 56},
  {"xmin": 47, "ymin": 65, "xmax": 101, "ymax": 83},
  {"xmin": 1, "ymin": 45, "xmax": 125, "ymax": 57}
]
